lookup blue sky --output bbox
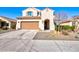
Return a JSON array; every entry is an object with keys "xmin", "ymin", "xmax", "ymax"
[{"xmin": 0, "ymin": 7, "xmax": 79, "ymax": 19}]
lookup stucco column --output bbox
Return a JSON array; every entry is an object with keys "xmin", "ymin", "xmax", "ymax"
[
  {"xmin": 39, "ymin": 20, "xmax": 44, "ymax": 30},
  {"xmin": 8, "ymin": 22, "xmax": 11, "ymax": 29},
  {"xmin": 16, "ymin": 20, "xmax": 21, "ymax": 30},
  {"xmin": 50, "ymin": 20, "xmax": 55, "ymax": 30}
]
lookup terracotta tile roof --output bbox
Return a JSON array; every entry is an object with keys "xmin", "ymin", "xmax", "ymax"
[
  {"xmin": 73, "ymin": 16, "xmax": 79, "ymax": 19},
  {"xmin": 60, "ymin": 20, "xmax": 72, "ymax": 24},
  {"xmin": 17, "ymin": 16, "xmax": 41, "ymax": 19},
  {"xmin": 9, "ymin": 20, "xmax": 16, "ymax": 22}
]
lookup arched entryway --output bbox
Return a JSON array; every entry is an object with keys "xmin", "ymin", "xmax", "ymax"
[{"xmin": 44, "ymin": 19, "xmax": 50, "ymax": 30}]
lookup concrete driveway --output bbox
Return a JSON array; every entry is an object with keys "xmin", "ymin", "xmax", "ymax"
[{"xmin": 0, "ymin": 30, "xmax": 79, "ymax": 52}]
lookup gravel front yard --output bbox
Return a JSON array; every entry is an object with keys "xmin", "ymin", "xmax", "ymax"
[{"xmin": 33, "ymin": 32, "xmax": 79, "ymax": 41}]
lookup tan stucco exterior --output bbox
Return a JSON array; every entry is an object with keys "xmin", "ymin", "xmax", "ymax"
[{"xmin": 60, "ymin": 21, "xmax": 73, "ymax": 26}]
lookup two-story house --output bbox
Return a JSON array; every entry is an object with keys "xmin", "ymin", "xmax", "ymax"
[{"xmin": 16, "ymin": 7, "xmax": 55, "ymax": 31}]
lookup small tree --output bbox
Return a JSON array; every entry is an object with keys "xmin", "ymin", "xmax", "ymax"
[{"xmin": 54, "ymin": 12, "xmax": 68, "ymax": 31}]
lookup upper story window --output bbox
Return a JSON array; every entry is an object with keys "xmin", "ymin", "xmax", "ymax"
[
  {"xmin": 37, "ymin": 12, "xmax": 41, "ymax": 16},
  {"xmin": 27, "ymin": 11, "xmax": 33, "ymax": 16}
]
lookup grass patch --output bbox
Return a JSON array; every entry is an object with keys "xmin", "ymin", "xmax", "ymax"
[{"xmin": 0, "ymin": 29, "xmax": 14, "ymax": 34}]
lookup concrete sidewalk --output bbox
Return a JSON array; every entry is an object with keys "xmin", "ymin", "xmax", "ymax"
[{"xmin": 30, "ymin": 40, "xmax": 79, "ymax": 52}]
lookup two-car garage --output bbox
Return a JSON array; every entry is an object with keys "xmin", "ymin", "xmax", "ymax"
[{"xmin": 21, "ymin": 21, "xmax": 39, "ymax": 30}]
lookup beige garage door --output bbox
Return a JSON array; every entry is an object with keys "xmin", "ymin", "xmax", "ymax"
[{"xmin": 21, "ymin": 21, "xmax": 39, "ymax": 29}]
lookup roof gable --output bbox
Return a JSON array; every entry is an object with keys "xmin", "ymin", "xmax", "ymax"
[{"xmin": 23, "ymin": 7, "xmax": 40, "ymax": 12}]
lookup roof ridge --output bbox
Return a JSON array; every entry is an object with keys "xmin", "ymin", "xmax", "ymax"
[{"xmin": 0, "ymin": 16, "xmax": 15, "ymax": 20}]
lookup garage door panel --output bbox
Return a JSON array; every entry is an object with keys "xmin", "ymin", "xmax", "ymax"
[{"xmin": 21, "ymin": 21, "xmax": 39, "ymax": 29}]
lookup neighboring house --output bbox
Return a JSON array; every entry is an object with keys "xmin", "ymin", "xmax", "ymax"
[
  {"xmin": 72, "ymin": 16, "xmax": 79, "ymax": 31},
  {"xmin": 60, "ymin": 20, "xmax": 73, "ymax": 26},
  {"xmin": 59, "ymin": 17, "xmax": 79, "ymax": 31},
  {"xmin": 16, "ymin": 7, "xmax": 55, "ymax": 31},
  {"xmin": 0, "ymin": 16, "xmax": 16, "ymax": 29}
]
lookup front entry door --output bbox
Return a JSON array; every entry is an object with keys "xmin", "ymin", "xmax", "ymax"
[{"xmin": 44, "ymin": 20, "xmax": 49, "ymax": 30}]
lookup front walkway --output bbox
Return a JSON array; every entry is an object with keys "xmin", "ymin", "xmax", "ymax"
[{"xmin": 0, "ymin": 30, "xmax": 79, "ymax": 52}]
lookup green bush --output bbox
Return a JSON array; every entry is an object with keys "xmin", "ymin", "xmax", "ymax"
[
  {"xmin": 55, "ymin": 25, "xmax": 63, "ymax": 31},
  {"xmin": 62, "ymin": 25, "xmax": 75, "ymax": 31},
  {"xmin": 55, "ymin": 25, "xmax": 58, "ymax": 31},
  {"xmin": 55, "ymin": 25, "xmax": 75, "ymax": 31},
  {"xmin": 71, "ymin": 26, "xmax": 75, "ymax": 31},
  {"xmin": 11, "ymin": 23, "xmax": 16, "ymax": 29},
  {"xmin": 62, "ymin": 25, "xmax": 70, "ymax": 30}
]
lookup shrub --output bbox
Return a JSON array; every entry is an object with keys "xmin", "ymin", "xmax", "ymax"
[
  {"xmin": 71, "ymin": 26, "xmax": 75, "ymax": 31},
  {"xmin": 11, "ymin": 23, "xmax": 16, "ymax": 29},
  {"xmin": 55, "ymin": 25, "xmax": 58, "ymax": 31},
  {"xmin": 55, "ymin": 25, "xmax": 62, "ymax": 31},
  {"xmin": 55, "ymin": 25, "xmax": 75, "ymax": 32},
  {"xmin": 61, "ymin": 25, "xmax": 75, "ymax": 31},
  {"xmin": 62, "ymin": 25, "xmax": 70, "ymax": 30}
]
